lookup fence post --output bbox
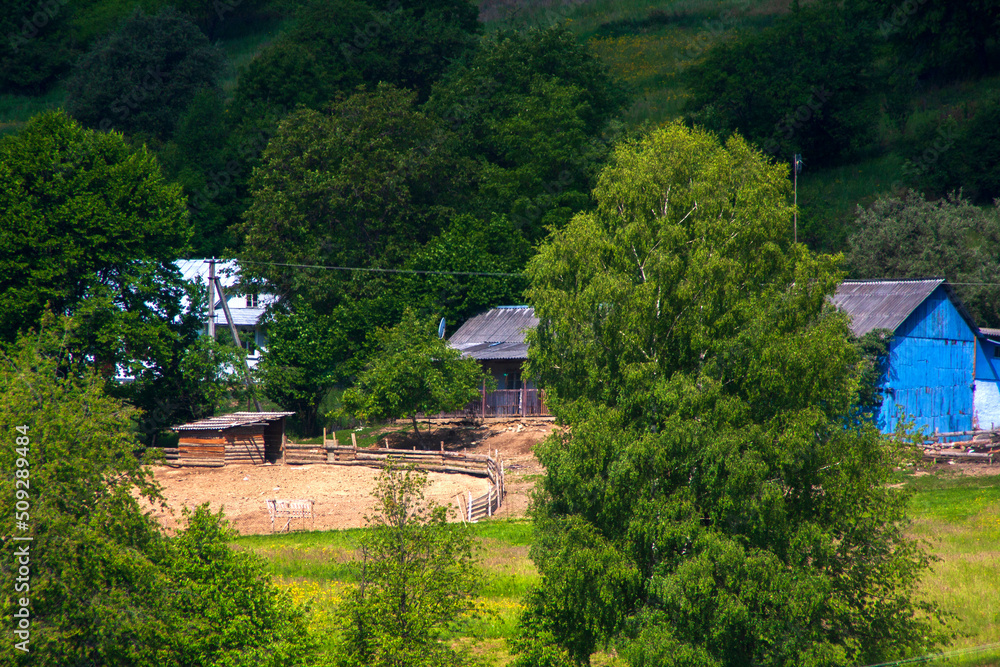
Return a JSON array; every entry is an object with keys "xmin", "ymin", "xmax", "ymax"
[
  {"xmin": 351, "ymin": 432, "xmax": 357, "ymax": 449},
  {"xmin": 468, "ymin": 491, "xmax": 473, "ymax": 523},
  {"xmin": 521, "ymin": 383, "xmax": 527, "ymax": 416},
  {"xmin": 323, "ymin": 427, "xmax": 327, "ymax": 447},
  {"xmin": 481, "ymin": 379, "xmax": 487, "ymax": 418}
]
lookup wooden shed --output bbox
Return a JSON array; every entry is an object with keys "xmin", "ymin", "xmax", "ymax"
[{"xmin": 172, "ymin": 412, "xmax": 294, "ymax": 466}]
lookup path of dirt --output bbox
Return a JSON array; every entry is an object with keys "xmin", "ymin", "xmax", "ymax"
[{"xmin": 144, "ymin": 419, "xmax": 554, "ymax": 534}]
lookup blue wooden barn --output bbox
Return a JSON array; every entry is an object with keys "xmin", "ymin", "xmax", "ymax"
[{"xmin": 831, "ymin": 279, "xmax": 989, "ymax": 435}]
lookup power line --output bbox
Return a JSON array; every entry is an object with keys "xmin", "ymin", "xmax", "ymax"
[{"xmin": 235, "ymin": 259, "xmax": 523, "ymax": 278}]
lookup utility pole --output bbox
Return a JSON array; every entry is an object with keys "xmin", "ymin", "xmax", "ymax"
[
  {"xmin": 207, "ymin": 258, "xmax": 216, "ymax": 338},
  {"xmin": 213, "ymin": 275, "xmax": 263, "ymax": 412},
  {"xmin": 793, "ymin": 154, "xmax": 803, "ymax": 244}
]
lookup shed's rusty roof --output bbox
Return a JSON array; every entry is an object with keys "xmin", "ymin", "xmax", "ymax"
[
  {"xmin": 831, "ymin": 278, "xmax": 952, "ymax": 336},
  {"xmin": 449, "ymin": 306, "xmax": 537, "ymax": 361},
  {"xmin": 173, "ymin": 411, "xmax": 294, "ymax": 431}
]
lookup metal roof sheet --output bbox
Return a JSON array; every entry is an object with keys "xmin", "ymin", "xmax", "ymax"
[
  {"xmin": 172, "ymin": 411, "xmax": 294, "ymax": 431},
  {"xmin": 448, "ymin": 306, "xmax": 537, "ymax": 347},
  {"xmin": 831, "ymin": 278, "xmax": 949, "ymax": 336},
  {"xmin": 214, "ymin": 307, "xmax": 266, "ymax": 327},
  {"xmin": 452, "ymin": 341, "xmax": 529, "ymax": 361},
  {"xmin": 175, "ymin": 259, "xmax": 240, "ymax": 289}
]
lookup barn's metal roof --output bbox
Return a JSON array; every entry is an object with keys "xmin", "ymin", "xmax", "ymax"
[
  {"xmin": 830, "ymin": 278, "xmax": 981, "ymax": 338},
  {"xmin": 172, "ymin": 411, "xmax": 294, "ymax": 431},
  {"xmin": 449, "ymin": 306, "xmax": 537, "ymax": 361}
]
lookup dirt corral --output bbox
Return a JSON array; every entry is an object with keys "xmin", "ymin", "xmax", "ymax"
[{"xmin": 144, "ymin": 419, "xmax": 554, "ymax": 534}]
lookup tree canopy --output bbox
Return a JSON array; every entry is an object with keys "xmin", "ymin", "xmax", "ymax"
[
  {"xmin": 847, "ymin": 189, "xmax": 1000, "ymax": 328},
  {"xmin": 513, "ymin": 122, "xmax": 945, "ymax": 666},
  {"xmin": 65, "ymin": 6, "xmax": 224, "ymax": 141},
  {"xmin": 337, "ymin": 462, "xmax": 476, "ymax": 666},
  {"xmin": 0, "ymin": 321, "xmax": 315, "ymax": 666},
  {"xmin": 341, "ymin": 308, "xmax": 486, "ymax": 439}
]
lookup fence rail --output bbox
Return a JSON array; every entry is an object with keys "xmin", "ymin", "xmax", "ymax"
[
  {"xmin": 425, "ymin": 386, "xmax": 549, "ymax": 420},
  {"xmin": 283, "ymin": 431, "xmax": 507, "ymax": 520}
]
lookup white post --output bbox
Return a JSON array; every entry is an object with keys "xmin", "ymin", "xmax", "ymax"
[{"xmin": 207, "ymin": 258, "xmax": 216, "ymax": 338}]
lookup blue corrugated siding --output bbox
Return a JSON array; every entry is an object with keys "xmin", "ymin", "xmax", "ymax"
[{"xmin": 878, "ymin": 287, "xmax": 975, "ymax": 435}]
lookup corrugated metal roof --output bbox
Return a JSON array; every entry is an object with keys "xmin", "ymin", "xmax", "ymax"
[
  {"xmin": 980, "ymin": 327, "xmax": 1000, "ymax": 339},
  {"xmin": 831, "ymin": 279, "xmax": 944, "ymax": 336},
  {"xmin": 173, "ymin": 411, "xmax": 294, "ymax": 431},
  {"xmin": 451, "ymin": 341, "xmax": 529, "ymax": 361},
  {"xmin": 449, "ymin": 306, "xmax": 537, "ymax": 346},
  {"xmin": 175, "ymin": 259, "xmax": 240, "ymax": 289},
  {"xmin": 213, "ymin": 307, "xmax": 266, "ymax": 327}
]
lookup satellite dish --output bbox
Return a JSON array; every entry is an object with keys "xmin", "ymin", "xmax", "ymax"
[{"xmin": 438, "ymin": 317, "xmax": 446, "ymax": 338}]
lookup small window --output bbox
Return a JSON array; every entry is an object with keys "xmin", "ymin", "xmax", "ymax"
[
  {"xmin": 247, "ymin": 293, "xmax": 259, "ymax": 308},
  {"xmin": 993, "ymin": 345, "xmax": 1000, "ymax": 359}
]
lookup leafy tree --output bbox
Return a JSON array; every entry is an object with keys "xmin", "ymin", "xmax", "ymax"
[
  {"xmin": 847, "ymin": 189, "xmax": 1000, "ymax": 327},
  {"xmin": 403, "ymin": 213, "xmax": 532, "ymax": 326},
  {"xmin": 65, "ymin": 6, "xmax": 224, "ymax": 141},
  {"xmin": 867, "ymin": 0, "xmax": 1000, "ymax": 78},
  {"xmin": 337, "ymin": 461, "xmax": 476, "ymax": 666},
  {"xmin": 0, "ymin": 110, "xmax": 240, "ymax": 439},
  {"xmin": 256, "ymin": 301, "xmax": 350, "ymax": 436},
  {"xmin": 0, "ymin": 321, "xmax": 316, "ymax": 666},
  {"xmin": 513, "ymin": 122, "xmax": 945, "ymax": 666},
  {"xmin": 238, "ymin": 83, "xmax": 474, "ymax": 311},
  {"xmin": 686, "ymin": 0, "xmax": 889, "ymax": 166},
  {"xmin": 425, "ymin": 25, "xmax": 627, "ymax": 239},
  {"xmin": 341, "ymin": 308, "xmax": 486, "ymax": 440},
  {"xmin": 229, "ymin": 0, "xmax": 479, "ymax": 120}
]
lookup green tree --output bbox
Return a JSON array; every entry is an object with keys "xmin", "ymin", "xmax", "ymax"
[
  {"xmin": 0, "ymin": 320, "xmax": 316, "ymax": 666},
  {"xmin": 847, "ymin": 189, "xmax": 1000, "ymax": 328},
  {"xmin": 238, "ymin": 84, "xmax": 474, "ymax": 312},
  {"xmin": 513, "ymin": 122, "xmax": 945, "ymax": 666},
  {"xmin": 686, "ymin": 0, "xmax": 889, "ymax": 166},
  {"xmin": 425, "ymin": 25, "xmax": 626, "ymax": 239},
  {"xmin": 256, "ymin": 301, "xmax": 349, "ymax": 436},
  {"xmin": 65, "ymin": 6, "xmax": 224, "ymax": 141},
  {"xmin": 341, "ymin": 308, "xmax": 486, "ymax": 440},
  {"xmin": 337, "ymin": 461, "xmax": 476, "ymax": 667},
  {"xmin": 403, "ymin": 213, "xmax": 532, "ymax": 326},
  {"xmin": 230, "ymin": 0, "xmax": 478, "ymax": 119}
]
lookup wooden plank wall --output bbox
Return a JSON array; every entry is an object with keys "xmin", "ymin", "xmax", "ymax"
[{"xmin": 178, "ymin": 425, "xmax": 270, "ymax": 466}]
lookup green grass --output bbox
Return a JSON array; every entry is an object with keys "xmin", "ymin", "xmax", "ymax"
[
  {"xmin": 236, "ymin": 519, "xmax": 538, "ymax": 665},
  {"xmin": 0, "ymin": 85, "xmax": 68, "ymax": 135},
  {"xmin": 904, "ymin": 469, "xmax": 1000, "ymax": 666}
]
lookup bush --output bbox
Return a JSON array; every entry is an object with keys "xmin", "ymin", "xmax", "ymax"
[
  {"xmin": 686, "ymin": 1, "xmax": 887, "ymax": 166},
  {"xmin": 65, "ymin": 6, "xmax": 224, "ymax": 141}
]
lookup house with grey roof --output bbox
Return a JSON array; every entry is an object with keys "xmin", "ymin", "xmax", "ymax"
[
  {"xmin": 831, "ymin": 278, "xmax": 1000, "ymax": 435},
  {"xmin": 176, "ymin": 259, "xmax": 275, "ymax": 368},
  {"xmin": 448, "ymin": 306, "xmax": 547, "ymax": 417}
]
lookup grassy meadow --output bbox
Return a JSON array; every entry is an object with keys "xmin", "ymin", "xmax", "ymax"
[{"xmin": 234, "ymin": 467, "xmax": 1000, "ymax": 666}]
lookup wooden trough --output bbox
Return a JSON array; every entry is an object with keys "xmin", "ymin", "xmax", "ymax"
[{"xmin": 171, "ymin": 412, "xmax": 295, "ymax": 467}]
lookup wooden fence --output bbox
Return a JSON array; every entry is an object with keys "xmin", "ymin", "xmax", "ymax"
[
  {"xmin": 920, "ymin": 429, "xmax": 1000, "ymax": 463},
  {"xmin": 427, "ymin": 386, "xmax": 549, "ymax": 420},
  {"xmin": 283, "ymin": 432, "xmax": 507, "ymax": 521}
]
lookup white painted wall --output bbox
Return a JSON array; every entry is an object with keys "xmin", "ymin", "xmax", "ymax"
[{"xmin": 974, "ymin": 380, "xmax": 1000, "ymax": 430}]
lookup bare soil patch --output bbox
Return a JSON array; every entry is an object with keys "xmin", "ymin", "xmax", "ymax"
[{"xmin": 145, "ymin": 419, "xmax": 554, "ymax": 534}]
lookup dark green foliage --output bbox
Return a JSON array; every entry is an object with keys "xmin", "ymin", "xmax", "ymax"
[
  {"xmin": 513, "ymin": 123, "xmax": 945, "ymax": 666},
  {"xmin": 337, "ymin": 462, "xmax": 476, "ymax": 666},
  {"xmin": 0, "ymin": 326, "xmax": 315, "ymax": 666},
  {"xmin": 256, "ymin": 301, "xmax": 349, "ymax": 436},
  {"xmin": 425, "ymin": 25, "xmax": 627, "ymax": 239},
  {"xmin": 65, "ymin": 6, "xmax": 224, "ymax": 141},
  {"xmin": 686, "ymin": 1, "xmax": 886, "ymax": 166},
  {"xmin": 341, "ymin": 308, "xmax": 486, "ymax": 438},
  {"xmin": 230, "ymin": 0, "xmax": 479, "ymax": 119},
  {"xmin": 404, "ymin": 213, "xmax": 532, "ymax": 327},
  {"xmin": 238, "ymin": 83, "xmax": 473, "ymax": 310},
  {"xmin": 868, "ymin": 0, "xmax": 1000, "ymax": 79},
  {"xmin": 901, "ymin": 95, "xmax": 1000, "ymax": 205},
  {"xmin": 0, "ymin": 0, "xmax": 79, "ymax": 92},
  {"xmin": 846, "ymin": 189, "xmax": 1000, "ymax": 327}
]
